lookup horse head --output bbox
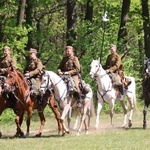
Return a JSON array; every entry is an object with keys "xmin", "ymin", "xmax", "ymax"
[
  {"xmin": 5, "ymin": 67, "xmax": 29, "ymax": 93},
  {"xmin": 89, "ymin": 58, "xmax": 103, "ymax": 78},
  {"xmin": 40, "ymin": 71, "xmax": 52, "ymax": 95},
  {"xmin": 4, "ymin": 67, "xmax": 16, "ymax": 92}
]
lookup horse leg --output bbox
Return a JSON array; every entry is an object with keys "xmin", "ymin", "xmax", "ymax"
[
  {"xmin": 35, "ymin": 111, "xmax": 46, "ymax": 137},
  {"xmin": 67, "ymin": 107, "xmax": 72, "ymax": 129},
  {"xmin": 95, "ymin": 100, "xmax": 103, "ymax": 129},
  {"xmin": 143, "ymin": 105, "xmax": 148, "ymax": 129},
  {"xmin": 110, "ymin": 102, "xmax": 115, "ymax": 127},
  {"xmin": 48, "ymin": 95, "xmax": 62, "ymax": 135},
  {"xmin": 14, "ymin": 112, "xmax": 25, "ymax": 137},
  {"xmin": 120, "ymin": 100, "xmax": 127, "ymax": 127},
  {"xmin": 60, "ymin": 103, "xmax": 71, "ymax": 135},
  {"xmin": 0, "ymin": 105, "xmax": 7, "ymax": 138},
  {"xmin": 73, "ymin": 107, "xmax": 80, "ymax": 130},
  {"xmin": 127, "ymin": 97, "xmax": 134, "ymax": 128},
  {"xmin": 25, "ymin": 108, "xmax": 33, "ymax": 138},
  {"xmin": 77, "ymin": 101, "xmax": 90, "ymax": 135}
]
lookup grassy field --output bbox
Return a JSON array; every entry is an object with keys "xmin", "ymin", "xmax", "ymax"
[{"xmin": 0, "ymin": 109, "xmax": 150, "ymax": 150}]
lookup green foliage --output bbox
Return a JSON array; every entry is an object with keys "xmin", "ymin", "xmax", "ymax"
[
  {"xmin": 0, "ymin": 0, "xmax": 148, "ymax": 115},
  {"xmin": 0, "ymin": 109, "xmax": 15, "ymax": 125}
]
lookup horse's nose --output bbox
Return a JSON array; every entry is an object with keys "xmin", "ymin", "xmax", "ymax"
[
  {"xmin": 89, "ymin": 72, "xmax": 94, "ymax": 78},
  {"xmin": 39, "ymin": 88, "xmax": 45, "ymax": 95}
]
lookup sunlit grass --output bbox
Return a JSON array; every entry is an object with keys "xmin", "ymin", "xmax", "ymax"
[{"xmin": 0, "ymin": 109, "xmax": 150, "ymax": 150}]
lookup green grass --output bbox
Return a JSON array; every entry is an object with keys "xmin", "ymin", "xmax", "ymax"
[{"xmin": 0, "ymin": 108, "xmax": 150, "ymax": 150}]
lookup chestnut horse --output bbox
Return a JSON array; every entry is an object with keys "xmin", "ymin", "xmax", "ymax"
[
  {"xmin": 4, "ymin": 68, "xmax": 62, "ymax": 137},
  {"xmin": 0, "ymin": 76, "xmax": 19, "ymax": 138}
]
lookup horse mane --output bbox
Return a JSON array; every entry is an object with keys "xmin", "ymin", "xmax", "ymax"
[{"xmin": 15, "ymin": 69, "xmax": 29, "ymax": 89}]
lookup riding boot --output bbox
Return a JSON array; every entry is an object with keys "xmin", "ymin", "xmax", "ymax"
[
  {"xmin": 76, "ymin": 93, "xmax": 82, "ymax": 108},
  {"xmin": 38, "ymin": 95, "xmax": 43, "ymax": 113},
  {"xmin": 118, "ymin": 84, "xmax": 124, "ymax": 100}
]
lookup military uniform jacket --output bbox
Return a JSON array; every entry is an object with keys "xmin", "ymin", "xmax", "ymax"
[
  {"xmin": 24, "ymin": 58, "xmax": 43, "ymax": 78},
  {"xmin": 58, "ymin": 56, "xmax": 81, "ymax": 76},
  {"xmin": 0, "ymin": 56, "xmax": 17, "ymax": 75},
  {"xmin": 105, "ymin": 52, "xmax": 122, "ymax": 73}
]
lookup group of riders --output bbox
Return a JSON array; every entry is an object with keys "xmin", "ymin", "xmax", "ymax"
[{"xmin": 0, "ymin": 44, "xmax": 132, "ymax": 112}]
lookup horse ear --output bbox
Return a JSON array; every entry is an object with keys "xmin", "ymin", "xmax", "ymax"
[{"xmin": 98, "ymin": 57, "xmax": 100, "ymax": 62}]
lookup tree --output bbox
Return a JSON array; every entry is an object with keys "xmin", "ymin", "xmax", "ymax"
[
  {"xmin": 17, "ymin": 0, "xmax": 26, "ymax": 26},
  {"xmin": 66, "ymin": 0, "xmax": 77, "ymax": 46},
  {"xmin": 118, "ymin": 0, "xmax": 131, "ymax": 51},
  {"xmin": 141, "ymin": 0, "xmax": 150, "ymax": 58}
]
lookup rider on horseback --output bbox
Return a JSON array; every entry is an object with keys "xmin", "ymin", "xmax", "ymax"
[
  {"xmin": 0, "ymin": 46, "xmax": 18, "ymax": 106},
  {"xmin": 24, "ymin": 48, "xmax": 44, "ymax": 112},
  {"xmin": 57, "ymin": 46, "xmax": 82, "ymax": 108},
  {"xmin": 104, "ymin": 44, "xmax": 131, "ymax": 100}
]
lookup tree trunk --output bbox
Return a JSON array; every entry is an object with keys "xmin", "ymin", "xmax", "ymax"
[
  {"xmin": 66, "ymin": 0, "xmax": 77, "ymax": 46},
  {"xmin": 141, "ymin": 0, "xmax": 150, "ymax": 58},
  {"xmin": 25, "ymin": 0, "xmax": 34, "ymax": 50},
  {"xmin": 84, "ymin": 0, "xmax": 93, "ymax": 22},
  {"xmin": 0, "ymin": 1, "xmax": 6, "ymax": 42},
  {"xmin": 17, "ymin": 0, "xmax": 26, "ymax": 26},
  {"xmin": 118, "ymin": 0, "xmax": 130, "ymax": 48}
]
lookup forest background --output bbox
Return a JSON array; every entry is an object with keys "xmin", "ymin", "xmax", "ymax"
[{"xmin": 0, "ymin": 0, "xmax": 149, "ymax": 122}]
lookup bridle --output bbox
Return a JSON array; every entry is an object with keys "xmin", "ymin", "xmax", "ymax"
[
  {"xmin": 5, "ymin": 70, "xmax": 30, "ymax": 103},
  {"xmin": 41, "ymin": 72, "xmax": 67, "ymax": 102},
  {"xmin": 91, "ymin": 62, "xmax": 113, "ymax": 102},
  {"xmin": 6, "ymin": 71, "xmax": 26, "ymax": 91},
  {"xmin": 90, "ymin": 63, "xmax": 107, "ymax": 78}
]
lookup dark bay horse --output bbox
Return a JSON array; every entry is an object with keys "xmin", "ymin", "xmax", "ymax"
[
  {"xmin": 142, "ymin": 58, "xmax": 150, "ymax": 129},
  {"xmin": 4, "ymin": 68, "xmax": 62, "ymax": 137}
]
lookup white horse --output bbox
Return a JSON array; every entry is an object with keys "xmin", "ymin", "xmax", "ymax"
[
  {"xmin": 67, "ymin": 83, "xmax": 95, "ymax": 136},
  {"xmin": 89, "ymin": 59, "xmax": 136, "ymax": 128},
  {"xmin": 40, "ymin": 70, "xmax": 94, "ymax": 135}
]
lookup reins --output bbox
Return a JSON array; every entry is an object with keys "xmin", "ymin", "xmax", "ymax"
[
  {"xmin": 43, "ymin": 72, "xmax": 67, "ymax": 103},
  {"xmin": 6, "ymin": 71, "xmax": 30, "ymax": 103},
  {"xmin": 92, "ymin": 63, "xmax": 113, "ymax": 102}
]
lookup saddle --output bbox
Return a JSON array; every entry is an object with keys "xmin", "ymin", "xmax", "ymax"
[{"xmin": 60, "ymin": 75, "xmax": 75, "ymax": 93}]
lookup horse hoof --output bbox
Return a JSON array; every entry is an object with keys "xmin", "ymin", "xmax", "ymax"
[
  {"xmin": 143, "ymin": 124, "xmax": 147, "ymax": 129},
  {"xmin": 0, "ymin": 132, "xmax": 2, "ymax": 138},
  {"xmin": 66, "ymin": 130, "xmax": 70, "ymax": 134},
  {"xmin": 35, "ymin": 133, "xmax": 42, "ymax": 137},
  {"xmin": 122, "ymin": 124, "xmax": 126, "ymax": 128},
  {"xmin": 128, "ymin": 120, "xmax": 132, "ymax": 128},
  {"xmin": 20, "ymin": 131, "xmax": 24, "ymax": 137},
  {"xmin": 25, "ymin": 132, "xmax": 29, "ymax": 138}
]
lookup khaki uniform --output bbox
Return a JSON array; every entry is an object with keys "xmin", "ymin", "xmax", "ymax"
[
  {"xmin": 105, "ymin": 52, "xmax": 122, "ymax": 85},
  {"xmin": 58, "ymin": 56, "xmax": 81, "ymax": 92},
  {"xmin": 0, "ymin": 56, "xmax": 17, "ymax": 76},
  {"xmin": 24, "ymin": 58, "xmax": 44, "ymax": 93}
]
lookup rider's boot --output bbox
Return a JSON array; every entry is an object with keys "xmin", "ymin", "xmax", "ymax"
[
  {"xmin": 118, "ymin": 84, "xmax": 124, "ymax": 100},
  {"xmin": 76, "ymin": 93, "xmax": 82, "ymax": 108},
  {"xmin": 38, "ymin": 96, "xmax": 43, "ymax": 113}
]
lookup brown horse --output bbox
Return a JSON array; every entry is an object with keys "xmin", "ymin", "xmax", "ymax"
[
  {"xmin": 0, "ymin": 77, "xmax": 20, "ymax": 138},
  {"xmin": 4, "ymin": 68, "xmax": 62, "ymax": 137}
]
